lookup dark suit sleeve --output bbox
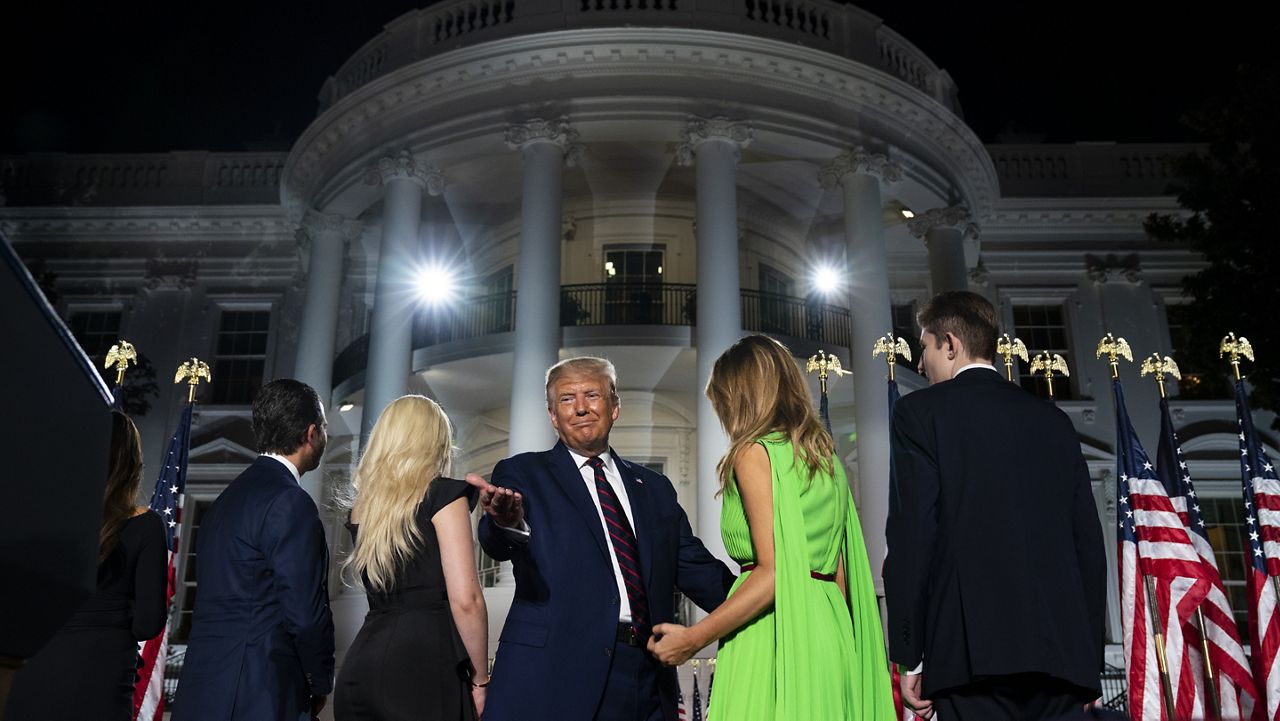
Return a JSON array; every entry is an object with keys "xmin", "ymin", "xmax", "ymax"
[
  {"xmin": 884, "ymin": 397, "xmax": 939, "ymax": 668},
  {"xmin": 672, "ymin": 488, "xmax": 735, "ymax": 613},
  {"xmin": 1071, "ymin": 446, "xmax": 1107, "ymax": 663},
  {"xmin": 131, "ymin": 512, "xmax": 169, "ymax": 641},
  {"xmin": 478, "ymin": 458, "xmax": 529, "ymax": 562},
  {"xmin": 262, "ymin": 488, "xmax": 335, "ymax": 696}
]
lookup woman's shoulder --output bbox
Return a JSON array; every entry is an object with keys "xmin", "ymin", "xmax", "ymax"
[
  {"xmin": 122, "ymin": 509, "xmax": 166, "ymax": 539},
  {"xmin": 424, "ymin": 476, "xmax": 478, "ymax": 517}
]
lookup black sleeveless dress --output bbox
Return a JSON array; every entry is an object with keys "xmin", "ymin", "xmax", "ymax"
[{"xmin": 334, "ymin": 477, "xmax": 479, "ymax": 721}]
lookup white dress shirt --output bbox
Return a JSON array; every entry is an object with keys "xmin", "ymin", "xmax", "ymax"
[
  {"xmin": 565, "ymin": 448, "xmax": 641, "ymax": 624},
  {"xmin": 262, "ymin": 454, "xmax": 301, "ymax": 483}
]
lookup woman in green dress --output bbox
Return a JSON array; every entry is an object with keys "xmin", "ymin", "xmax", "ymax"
[{"xmin": 648, "ymin": 334, "xmax": 895, "ymax": 720}]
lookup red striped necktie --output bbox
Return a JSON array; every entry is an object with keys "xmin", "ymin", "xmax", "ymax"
[{"xmin": 587, "ymin": 455, "xmax": 648, "ymax": 628}]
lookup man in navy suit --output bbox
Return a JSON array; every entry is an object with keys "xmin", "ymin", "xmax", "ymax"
[
  {"xmin": 475, "ymin": 357, "xmax": 734, "ymax": 721},
  {"xmin": 885, "ymin": 292, "xmax": 1105, "ymax": 721},
  {"xmin": 172, "ymin": 379, "xmax": 335, "ymax": 721}
]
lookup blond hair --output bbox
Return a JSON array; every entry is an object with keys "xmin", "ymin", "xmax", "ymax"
[
  {"xmin": 342, "ymin": 395, "xmax": 454, "ymax": 593},
  {"xmin": 545, "ymin": 356, "xmax": 618, "ymax": 408},
  {"xmin": 706, "ymin": 335, "xmax": 834, "ymax": 491}
]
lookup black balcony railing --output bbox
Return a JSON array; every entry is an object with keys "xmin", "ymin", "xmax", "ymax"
[{"xmin": 332, "ymin": 283, "xmax": 852, "ymax": 388}]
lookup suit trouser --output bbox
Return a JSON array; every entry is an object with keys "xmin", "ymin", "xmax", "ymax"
[
  {"xmin": 932, "ymin": 673, "xmax": 1097, "ymax": 721},
  {"xmin": 594, "ymin": 638, "xmax": 664, "ymax": 721}
]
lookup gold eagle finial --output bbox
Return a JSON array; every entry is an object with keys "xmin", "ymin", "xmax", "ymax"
[
  {"xmin": 1030, "ymin": 351, "xmax": 1070, "ymax": 399},
  {"xmin": 1095, "ymin": 333, "xmax": 1134, "ymax": 379},
  {"xmin": 174, "ymin": 358, "xmax": 212, "ymax": 403},
  {"xmin": 996, "ymin": 334, "xmax": 1028, "ymax": 382},
  {"xmin": 104, "ymin": 340, "xmax": 137, "ymax": 385},
  {"xmin": 871, "ymin": 333, "xmax": 912, "ymax": 381}
]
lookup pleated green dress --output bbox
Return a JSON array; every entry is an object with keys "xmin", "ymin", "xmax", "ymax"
[{"xmin": 709, "ymin": 434, "xmax": 895, "ymax": 721}]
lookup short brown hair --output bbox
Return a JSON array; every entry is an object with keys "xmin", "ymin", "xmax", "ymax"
[
  {"xmin": 917, "ymin": 291, "xmax": 999, "ymax": 361},
  {"xmin": 545, "ymin": 357, "xmax": 618, "ymax": 408}
]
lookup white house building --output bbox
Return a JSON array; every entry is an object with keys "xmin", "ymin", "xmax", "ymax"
[{"xmin": 2, "ymin": 0, "xmax": 1267, "ymax": 710}]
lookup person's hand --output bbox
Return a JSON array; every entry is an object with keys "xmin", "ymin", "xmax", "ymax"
[
  {"xmin": 466, "ymin": 472, "xmax": 524, "ymax": 528},
  {"xmin": 309, "ymin": 694, "xmax": 327, "ymax": 720},
  {"xmin": 470, "ymin": 683, "xmax": 487, "ymax": 718},
  {"xmin": 900, "ymin": 672, "xmax": 933, "ymax": 720},
  {"xmin": 646, "ymin": 623, "xmax": 703, "ymax": 666}
]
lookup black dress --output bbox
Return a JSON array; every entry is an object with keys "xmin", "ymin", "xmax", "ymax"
[
  {"xmin": 5, "ymin": 510, "xmax": 168, "ymax": 721},
  {"xmin": 335, "ymin": 477, "xmax": 480, "ymax": 721}
]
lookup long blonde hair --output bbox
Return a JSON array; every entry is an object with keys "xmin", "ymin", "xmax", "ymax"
[
  {"xmin": 100, "ymin": 411, "xmax": 144, "ymax": 563},
  {"xmin": 706, "ymin": 335, "xmax": 834, "ymax": 491},
  {"xmin": 343, "ymin": 395, "xmax": 454, "ymax": 593}
]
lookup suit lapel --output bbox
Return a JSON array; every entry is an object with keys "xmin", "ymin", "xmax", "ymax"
[
  {"xmin": 544, "ymin": 442, "xmax": 610, "ymax": 563},
  {"xmin": 613, "ymin": 450, "xmax": 655, "ymax": 588}
]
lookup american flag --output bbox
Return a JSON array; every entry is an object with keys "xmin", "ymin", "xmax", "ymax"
[
  {"xmin": 1157, "ymin": 396, "xmax": 1259, "ymax": 719},
  {"xmin": 1235, "ymin": 379, "xmax": 1280, "ymax": 720},
  {"xmin": 691, "ymin": 668, "xmax": 703, "ymax": 721},
  {"xmin": 132, "ymin": 404, "xmax": 193, "ymax": 720},
  {"xmin": 677, "ymin": 682, "xmax": 687, "ymax": 721},
  {"xmin": 1115, "ymin": 379, "xmax": 1212, "ymax": 720}
]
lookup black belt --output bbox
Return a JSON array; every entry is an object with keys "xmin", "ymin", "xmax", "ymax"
[{"xmin": 616, "ymin": 623, "xmax": 649, "ymax": 647}]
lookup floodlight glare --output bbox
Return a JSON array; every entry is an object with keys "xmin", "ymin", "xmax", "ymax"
[
  {"xmin": 812, "ymin": 265, "xmax": 842, "ymax": 295},
  {"xmin": 415, "ymin": 265, "xmax": 457, "ymax": 305}
]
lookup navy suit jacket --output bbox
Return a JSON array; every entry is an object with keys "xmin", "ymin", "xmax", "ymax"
[
  {"xmin": 172, "ymin": 457, "xmax": 335, "ymax": 721},
  {"xmin": 884, "ymin": 368, "xmax": 1106, "ymax": 696},
  {"xmin": 479, "ymin": 442, "xmax": 734, "ymax": 721}
]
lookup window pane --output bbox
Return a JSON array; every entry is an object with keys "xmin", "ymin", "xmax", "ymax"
[
  {"xmin": 1012, "ymin": 303, "xmax": 1072, "ymax": 399},
  {"xmin": 210, "ymin": 311, "xmax": 269, "ymax": 405}
]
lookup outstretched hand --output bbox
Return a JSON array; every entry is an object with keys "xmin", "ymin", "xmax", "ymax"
[
  {"xmin": 646, "ymin": 622, "xmax": 702, "ymax": 667},
  {"xmin": 465, "ymin": 473, "xmax": 525, "ymax": 528}
]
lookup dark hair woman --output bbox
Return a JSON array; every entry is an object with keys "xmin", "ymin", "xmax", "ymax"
[{"xmin": 5, "ymin": 411, "xmax": 168, "ymax": 721}]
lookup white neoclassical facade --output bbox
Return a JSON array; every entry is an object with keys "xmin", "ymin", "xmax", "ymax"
[{"xmin": 3, "ymin": 0, "xmax": 1270, "ymax": 707}]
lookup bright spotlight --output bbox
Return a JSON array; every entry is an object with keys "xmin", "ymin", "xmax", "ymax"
[
  {"xmin": 338, "ymin": 402, "xmax": 355, "ymax": 412},
  {"xmin": 415, "ymin": 265, "xmax": 457, "ymax": 305},
  {"xmin": 812, "ymin": 265, "xmax": 842, "ymax": 295}
]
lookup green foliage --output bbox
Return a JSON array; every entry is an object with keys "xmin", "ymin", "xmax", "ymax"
[{"xmin": 1145, "ymin": 56, "xmax": 1280, "ymax": 418}]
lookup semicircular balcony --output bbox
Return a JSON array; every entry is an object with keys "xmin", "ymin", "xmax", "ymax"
[
  {"xmin": 319, "ymin": 0, "xmax": 958, "ymax": 114},
  {"xmin": 331, "ymin": 282, "xmax": 851, "ymax": 400}
]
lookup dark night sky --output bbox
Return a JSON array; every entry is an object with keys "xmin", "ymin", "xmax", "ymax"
[{"xmin": 3, "ymin": 2, "xmax": 1266, "ymax": 154}]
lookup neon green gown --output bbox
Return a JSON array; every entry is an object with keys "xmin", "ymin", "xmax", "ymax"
[{"xmin": 708, "ymin": 433, "xmax": 895, "ymax": 721}]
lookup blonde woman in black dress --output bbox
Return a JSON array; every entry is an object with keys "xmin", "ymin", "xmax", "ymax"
[
  {"xmin": 5, "ymin": 411, "xmax": 167, "ymax": 721},
  {"xmin": 335, "ymin": 395, "xmax": 489, "ymax": 720}
]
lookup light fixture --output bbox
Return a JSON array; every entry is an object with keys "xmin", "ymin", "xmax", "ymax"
[
  {"xmin": 414, "ymin": 264, "xmax": 457, "ymax": 305},
  {"xmin": 657, "ymin": 266, "xmax": 663, "ymax": 275},
  {"xmin": 901, "ymin": 208, "xmax": 915, "ymax": 219},
  {"xmin": 812, "ymin": 265, "xmax": 842, "ymax": 296},
  {"xmin": 338, "ymin": 402, "xmax": 355, "ymax": 412}
]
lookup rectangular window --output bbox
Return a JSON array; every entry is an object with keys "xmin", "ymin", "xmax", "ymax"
[
  {"xmin": 603, "ymin": 247, "xmax": 665, "ymax": 324},
  {"xmin": 171, "ymin": 499, "xmax": 213, "ymax": 644},
  {"xmin": 210, "ymin": 310, "xmax": 270, "ymax": 405},
  {"xmin": 891, "ymin": 303, "xmax": 917, "ymax": 369},
  {"xmin": 1012, "ymin": 304, "xmax": 1073, "ymax": 399},
  {"xmin": 1198, "ymin": 495, "xmax": 1249, "ymax": 639},
  {"xmin": 758, "ymin": 264, "xmax": 794, "ymax": 335},
  {"xmin": 69, "ymin": 310, "xmax": 123, "ymax": 369}
]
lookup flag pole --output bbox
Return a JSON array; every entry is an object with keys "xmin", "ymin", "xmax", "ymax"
[
  {"xmin": 996, "ymin": 333, "xmax": 1027, "ymax": 383},
  {"xmin": 1221, "ymin": 333, "xmax": 1280, "ymax": 603},
  {"xmin": 1100, "ymin": 334, "xmax": 1177, "ymax": 721},
  {"xmin": 1143, "ymin": 353, "xmax": 1221, "ymax": 720}
]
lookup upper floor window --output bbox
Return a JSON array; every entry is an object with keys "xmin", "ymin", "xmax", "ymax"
[
  {"xmin": 605, "ymin": 248, "xmax": 663, "ymax": 285},
  {"xmin": 1198, "ymin": 494, "xmax": 1248, "ymax": 639},
  {"xmin": 69, "ymin": 310, "xmax": 123, "ymax": 369},
  {"xmin": 1012, "ymin": 303, "xmax": 1073, "ymax": 399},
  {"xmin": 210, "ymin": 310, "xmax": 270, "ymax": 405}
]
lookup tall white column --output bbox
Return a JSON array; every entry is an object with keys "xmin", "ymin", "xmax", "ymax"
[
  {"xmin": 293, "ymin": 209, "xmax": 361, "ymax": 504},
  {"xmin": 361, "ymin": 151, "xmax": 443, "ymax": 443},
  {"xmin": 907, "ymin": 205, "xmax": 978, "ymax": 295},
  {"xmin": 678, "ymin": 116, "xmax": 752, "ymax": 564},
  {"xmin": 818, "ymin": 148, "xmax": 901, "ymax": 592},
  {"xmin": 505, "ymin": 117, "xmax": 580, "ymax": 456}
]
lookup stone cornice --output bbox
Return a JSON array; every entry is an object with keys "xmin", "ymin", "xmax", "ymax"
[
  {"xmin": 817, "ymin": 147, "xmax": 902, "ymax": 188},
  {"xmin": 0, "ymin": 205, "xmax": 294, "ymax": 240},
  {"xmin": 281, "ymin": 28, "xmax": 997, "ymax": 219},
  {"xmin": 675, "ymin": 116, "xmax": 753, "ymax": 166},
  {"xmin": 364, "ymin": 151, "xmax": 445, "ymax": 195},
  {"xmin": 298, "ymin": 209, "xmax": 364, "ymax": 251},
  {"xmin": 504, "ymin": 117, "xmax": 583, "ymax": 165}
]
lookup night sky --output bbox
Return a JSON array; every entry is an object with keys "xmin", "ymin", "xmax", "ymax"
[{"xmin": 3, "ymin": 2, "xmax": 1265, "ymax": 154}]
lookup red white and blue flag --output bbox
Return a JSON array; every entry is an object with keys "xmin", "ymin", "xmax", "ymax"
[
  {"xmin": 1116, "ymin": 379, "xmax": 1212, "ymax": 720},
  {"xmin": 1157, "ymin": 395, "xmax": 1259, "ymax": 719},
  {"xmin": 132, "ymin": 404, "xmax": 192, "ymax": 720},
  {"xmin": 1235, "ymin": 379, "xmax": 1280, "ymax": 720}
]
